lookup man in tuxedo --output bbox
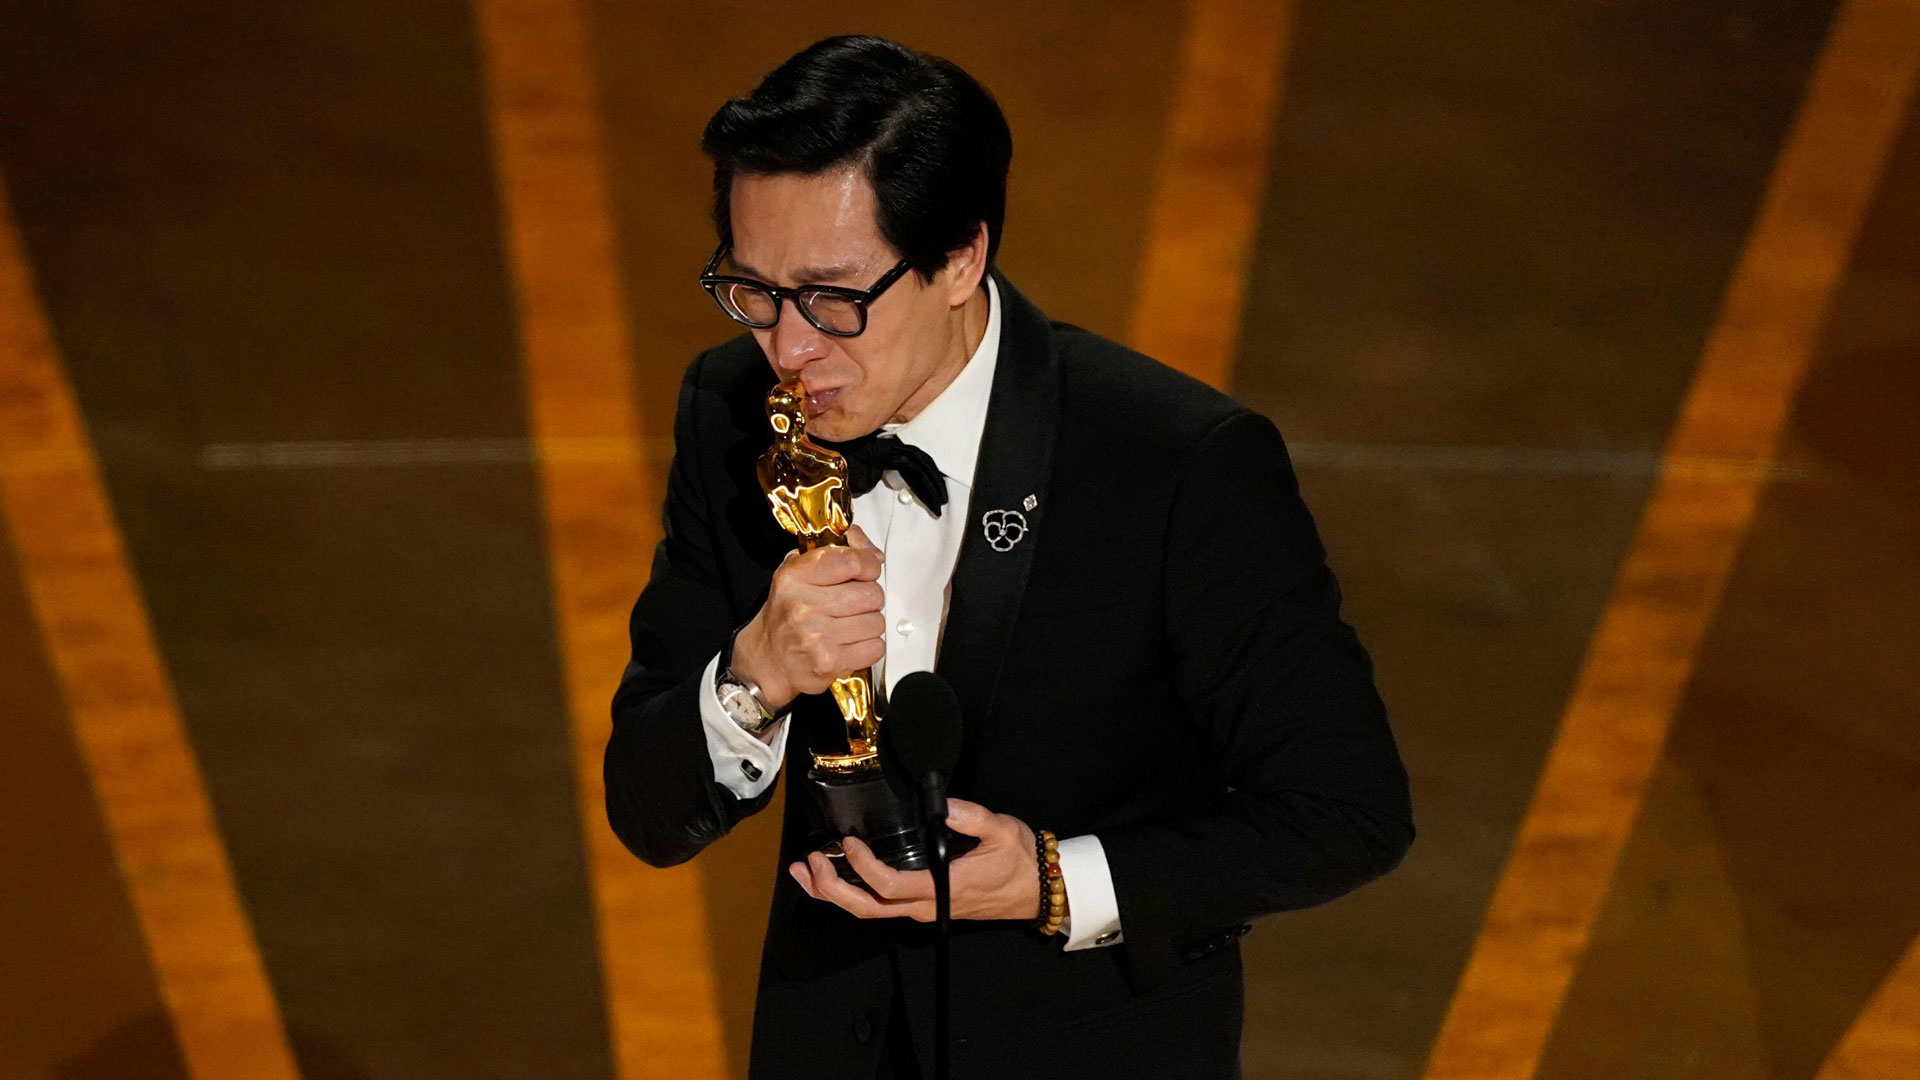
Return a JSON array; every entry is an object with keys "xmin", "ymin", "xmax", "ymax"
[{"xmin": 605, "ymin": 35, "xmax": 1413, "ymax": 1080}]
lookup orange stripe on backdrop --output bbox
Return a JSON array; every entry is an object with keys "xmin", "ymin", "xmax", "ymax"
[
  {"xmin": 0, "ymin": 187, "xmax": 300, "ymax": 1075},
  {"xmin": 1420, "ymin": 4, "xmax": 1920, "ymax": 1080},
  {"xmin": 470, "ymin": 2, "xmax": 728, "ymax": 1078},
  {"xmin": 1817, "ymin": 931, "xmax": 1920, "ymax": 1079},
  {"xmin": 1128, "ymin": 0, "xmax": 1296, "ymax": 389}
]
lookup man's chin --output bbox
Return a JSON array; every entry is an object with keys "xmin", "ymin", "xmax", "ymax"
[{"xmin": 806, "ymin": 414, "xmax": 876, "ymax": 444}]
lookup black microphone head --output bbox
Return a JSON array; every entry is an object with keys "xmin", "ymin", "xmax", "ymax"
[{"xmin": 883, "ymin": 670, "xmax": 964, "ymax": 781}]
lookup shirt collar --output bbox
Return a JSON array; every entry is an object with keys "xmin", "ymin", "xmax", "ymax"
[{"xmin": 883, "ymin": 276, "xmax": 1001, "ymax": 490}]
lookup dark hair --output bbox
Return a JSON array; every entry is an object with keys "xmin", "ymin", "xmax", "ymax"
[{"xmin": 701, "ymin": 35, "xmax": 1013, "ymax": 281}]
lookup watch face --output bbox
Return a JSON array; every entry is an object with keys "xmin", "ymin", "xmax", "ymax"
[{"xmin": 719, "ymin": 681, "xmax": 766, "ymax": 727}]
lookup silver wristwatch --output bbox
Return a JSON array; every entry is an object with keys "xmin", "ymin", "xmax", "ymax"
[{"xmin": 717, "ymin": 626, "xmax": 778, "ymax": 734}]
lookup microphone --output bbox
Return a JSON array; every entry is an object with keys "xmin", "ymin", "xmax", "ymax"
[
  {"xmin": 882, "ymin": 671, "xmax": 964, "ymax": 824},
  {"xmin": 879, "ymin": 671, "xmax": 963, "ymax": 1080}
]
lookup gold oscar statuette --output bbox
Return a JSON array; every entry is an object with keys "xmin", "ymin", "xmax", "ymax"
[
  {"xmin": 760, "ymin": 379, "xmax": 943, "ymax": 881},
  {"xmin": 757, "ymin": 380, "xmax": 881, "ymax": 776}
]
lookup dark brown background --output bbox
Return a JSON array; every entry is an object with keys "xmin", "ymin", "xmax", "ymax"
[{"xmin": 3, "ymin": 2, "xmax": 1916, "ymax": 1078}]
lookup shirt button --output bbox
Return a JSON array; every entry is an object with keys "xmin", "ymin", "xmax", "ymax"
[
  {"xmin": 896, "ymin": 488, "xmax": 913, "ymax": 505},
  {"xmin": 895, "ymin": 619, "xmax": 914, "ymax": 637}
]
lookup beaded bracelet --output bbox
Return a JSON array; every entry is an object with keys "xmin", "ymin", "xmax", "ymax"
[{"xmin": 1034, "ymin": 828, "xmax": 1066, "ymax": 936}]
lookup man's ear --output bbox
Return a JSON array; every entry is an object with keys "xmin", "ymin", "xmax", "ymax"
[{"xmin": 941, "ymin": 221, "xmax": 991, "ymax": 308}]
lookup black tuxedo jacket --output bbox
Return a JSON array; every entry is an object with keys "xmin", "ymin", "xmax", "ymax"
[{"xmin": 606, "ymin": 274, "xmax": 1413, "ymax": 1079}]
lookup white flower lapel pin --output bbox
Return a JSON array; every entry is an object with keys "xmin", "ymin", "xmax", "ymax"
[
  {"xmin": 982, "ymin": 498, "xmax": 1034, "ymax": 553},
  {"xmin": 983, "ymin": 507, "xmax": 1029, "ymax": 549}
]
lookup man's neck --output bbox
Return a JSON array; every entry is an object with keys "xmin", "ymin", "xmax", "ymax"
[{"xmin": 889, "ymin": 281, "xmax": 992, "ymax": 427}]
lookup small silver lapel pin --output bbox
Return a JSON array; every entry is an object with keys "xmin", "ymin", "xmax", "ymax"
[
  {"xmin": 1023, "ymin": 494, "xmax": 1038, "ymax": 511},
  {"xmin": 981, "ymin": 509, "xmax": 1028, "ymax": 552}
]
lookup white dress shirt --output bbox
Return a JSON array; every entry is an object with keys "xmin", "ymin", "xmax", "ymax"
[{"xmin": 696, "ymin": 278, "xmax": 1123, "ymax": 951}]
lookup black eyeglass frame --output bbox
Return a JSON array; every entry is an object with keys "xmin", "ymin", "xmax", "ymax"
[{"xmin": 699, "ymin": 244, "xmax": 914, "ymax": 338}]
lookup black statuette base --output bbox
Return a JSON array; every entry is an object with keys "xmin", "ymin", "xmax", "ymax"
[{"xmin": 808, "ymin": 763, "xmax": 976, "ymax": 884}]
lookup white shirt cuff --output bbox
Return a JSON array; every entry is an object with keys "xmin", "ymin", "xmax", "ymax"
[
  {"xmin": 696, "ymin": 653, "xmax": 789, "ymax": 800},
  {"xmin": 1056, "ymin": 833, "xmax": 1124, "ymax": 951}
]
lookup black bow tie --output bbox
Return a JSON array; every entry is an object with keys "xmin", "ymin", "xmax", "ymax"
[{"xmin": 820, "ymin": 432, "xmax": 949, "ymax": 516}]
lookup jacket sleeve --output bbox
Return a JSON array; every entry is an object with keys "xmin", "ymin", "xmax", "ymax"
[
  {"xmin": 1097, "ymin": 409, "xmax": 1414, "ymax": 972},
  {"xmin": 604, "ymin": 352, "xmax": 778, "ymax": 868}
]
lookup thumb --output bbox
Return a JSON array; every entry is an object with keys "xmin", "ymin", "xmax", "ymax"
[
  {"xmin": 847, "ymin": 524, "xmax": 883, "ymax": 560},
  {"xmin": 943, "ymin": 798, "xmax": 994, "ymax": 837}
]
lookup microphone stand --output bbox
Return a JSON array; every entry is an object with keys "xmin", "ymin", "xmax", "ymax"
[{"xmin": 923, "ymin": 777, "xmax": 952, "ymax": 1080}]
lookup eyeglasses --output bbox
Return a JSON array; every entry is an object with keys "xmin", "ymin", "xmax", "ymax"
[{"xmin": 699, "ymin": 244, "xmax": 913, "ymax": 338}]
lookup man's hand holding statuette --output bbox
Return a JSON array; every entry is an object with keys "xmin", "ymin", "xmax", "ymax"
[
  {"xmin": 789, "ymin": 799, "xmax": 1052, "ymax": 924},
  {"xmin": 731, "ymin": 524, "xmax": 886, "ymax": 726}
]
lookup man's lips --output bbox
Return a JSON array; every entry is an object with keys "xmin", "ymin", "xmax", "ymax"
[{"xmin": 804, "ymin": 387, "xmax": 842, "ymax": 414}]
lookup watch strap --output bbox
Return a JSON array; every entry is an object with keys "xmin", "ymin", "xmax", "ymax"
[{"xmin": 717, "ymin": 623, "xmax": 778, "ymax": 732}]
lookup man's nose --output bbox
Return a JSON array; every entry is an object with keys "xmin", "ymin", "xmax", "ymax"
[{"xmin": 770, "ymin": 299, "xmax": 828, "ymax": 379}]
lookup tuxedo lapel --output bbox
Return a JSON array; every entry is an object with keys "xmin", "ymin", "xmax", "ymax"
[{"xmin": 937, "ymin": 273, "xmax": 1060, "ymax": 759}]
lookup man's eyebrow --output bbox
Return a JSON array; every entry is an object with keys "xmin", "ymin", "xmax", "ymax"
[
  {"xmin": 795, "ymin": 263, "xmax": 865, "ymax": 284},
  {"xmin": 728, "ymin": 257, "xmax": 867, "ymax": 286}
]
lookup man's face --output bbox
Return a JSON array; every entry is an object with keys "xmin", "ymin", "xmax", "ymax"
[{"xmin": 728, "ymin": 165, "xmax": 962, "ymax": 442}]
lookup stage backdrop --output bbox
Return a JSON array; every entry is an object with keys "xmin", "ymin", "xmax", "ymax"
[{"xmin": 2, "ymin": 2, "xmax": 1918, "ymax": 1079}]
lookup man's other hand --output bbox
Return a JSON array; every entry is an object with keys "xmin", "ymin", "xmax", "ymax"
[
  {"xmin": 788, "ymin": 798, "xmax": 1049, "ymax": 923},
  {"xmin": 733, "ymin": 524, "xmax": 886, "ymax": 711}
]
